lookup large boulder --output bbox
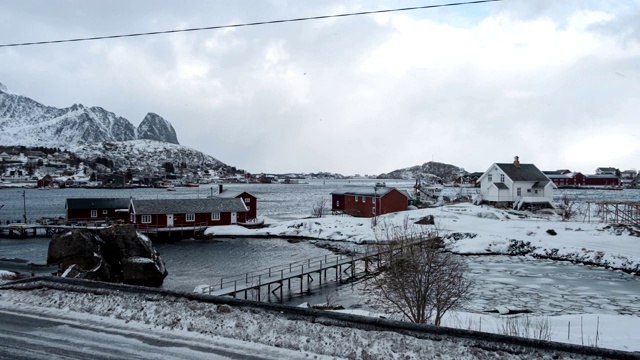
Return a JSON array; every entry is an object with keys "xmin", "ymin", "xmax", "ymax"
[{"xmin": 47, "ymin": 225, "xmax": 168, "ymax": 287}]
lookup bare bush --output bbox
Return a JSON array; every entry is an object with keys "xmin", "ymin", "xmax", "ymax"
[
  {"xmin": 311, "ymin": 198, "xmax": 328, "ymax": 218},
  {"xmin": 496, "ymin": 315, "xmax": 554, "ymax": 341},
  {"xmin": 559, "ymin": 194, "xmax": 577, "ymax": 221},
  {"xmin": 368, "ymin": 219, "xmax": 474, "ymax": 325}
]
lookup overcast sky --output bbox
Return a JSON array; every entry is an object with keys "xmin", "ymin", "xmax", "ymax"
[{"xmin": 1, "ymin": 0, "xmax": 639, "ymax": 175}]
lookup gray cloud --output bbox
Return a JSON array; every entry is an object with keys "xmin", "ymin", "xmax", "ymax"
[{"xmin": 1, "ymin": 0, "xmax": 639, "ymax": 174}]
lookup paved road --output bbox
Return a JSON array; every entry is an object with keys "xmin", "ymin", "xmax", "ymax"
[{"xmin": 0, "ymin": 308, "xmax": 314, "ymax": 360}]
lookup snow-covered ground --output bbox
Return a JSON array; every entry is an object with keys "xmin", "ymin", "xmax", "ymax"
[
  {"xmin": 3, "ymin": 202, "xmax": 640, "ymax": 355},
  {"xmin": 201, "ymin": 203, "xmax": 640, "ymax": 352}
]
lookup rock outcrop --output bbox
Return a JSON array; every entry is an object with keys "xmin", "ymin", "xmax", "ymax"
[{"xmin": 47, "ymin": 225, "xmax": 168, "ymax": 287}]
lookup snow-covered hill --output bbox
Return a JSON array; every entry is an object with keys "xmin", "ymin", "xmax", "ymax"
[
  {"xmin": 74, "ymin": 140, "xmax": 226, "ymax": 170},
  {"xmin": 0, "ymin": 83, "xmax": 179, "ymax": 148},
  {"xmin": 377, "ymin": 161, "xmax": 466, "ymax": 181}
]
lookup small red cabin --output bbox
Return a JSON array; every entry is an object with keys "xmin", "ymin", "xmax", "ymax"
[{"xmin": 331, "ymin": 186, "xmax": 410, "ymax": 217}]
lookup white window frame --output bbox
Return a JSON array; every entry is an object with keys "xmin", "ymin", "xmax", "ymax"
[
  {"xmin": 90, "ymin": 210, "xmax": 97, "ymax": 218},
  {"xmin": 337, "ymin": 200, "xmax": 340, "ymax": 207},
  {"xmin": 141, "ymin": 215, "xmax": 151, "ymax": 224},
  {"xmin": 355, "ymin": 196, "xmax": 359, "ymax": 202},
  {"xmin": 212, "ymin": 212, "xmax": 220, "ymax": 221},
  {"xmin": 500, "ymin": 174, "xmax": 505, "ymax": 183},
  {"xmin": 102, "ymin": 210, "xmax": 108, "ymax": 214},
  {"xmin": 186, "ymin": 213, "xmax": 195, "ymax": 222},
  {"xmin": 244, "ymin": 198, "xmax": 250, "ymax": 203},
  {"xmin": 488, "ymin": 174, "xmax": 493, "ymax": 182}
]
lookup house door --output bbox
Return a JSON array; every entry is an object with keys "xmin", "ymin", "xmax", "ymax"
[
  {"xmin": 231, "ymin": 212, "xmax": 237, "ymax": 224},
  {"xmin": 167, "ymin": 214, "xmax": 174, "ymax": 227}
]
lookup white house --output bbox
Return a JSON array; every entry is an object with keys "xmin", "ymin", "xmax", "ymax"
[{"xmin": 475, "ymin": 156, "xmax": 555, "ymax": 210}]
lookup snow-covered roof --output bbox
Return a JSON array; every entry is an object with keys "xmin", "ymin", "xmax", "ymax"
[
  {"xmin": 131, "ymin": 198, "xmax": 247, "ymax": 214},
  {"xmin": 215, "ymin": 190, "xmax": 256, "ymax": 199}
]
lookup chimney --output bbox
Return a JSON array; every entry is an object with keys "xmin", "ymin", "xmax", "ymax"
[
  {"xmin": 513, "ymin": 156, "xmax": 520, "ymax": 167},
  {"xmin": 218, "ymin": 184, "xmax": 223, "ymax": 194}
]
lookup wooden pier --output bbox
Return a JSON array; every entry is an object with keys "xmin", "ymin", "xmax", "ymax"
[
  {"xmin": 200, "ymin": 252, "xmax": 384, "ymax": 302},
  {"xmin": 594, "ymin": 201, "xmax": 640, "ymax": 226}
]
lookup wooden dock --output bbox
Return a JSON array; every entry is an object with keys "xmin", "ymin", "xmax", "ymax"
[{"xmin": 200, "ymin": 252, "xmax": 383, "ymax": 302}]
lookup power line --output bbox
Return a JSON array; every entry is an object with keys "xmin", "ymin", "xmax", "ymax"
[{"xmin": 0, "ymin": 0, "xmax": 502, "ymax": 48}]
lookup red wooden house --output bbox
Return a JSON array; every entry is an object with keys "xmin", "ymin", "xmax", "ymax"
[
  {"xmin": 66, "ymin": 198, "xmax": 130, "ymax": 223},
  {"xmin": 331, "ymin": 186, "xmax": 410, "ymax": 218},
  {"xmin": 129, "ymin": 198, "xmax": 248, "ymax": 229},
  {"xmin": 213, "ymin": 184, "xmax": 258, "ymax": 220}
]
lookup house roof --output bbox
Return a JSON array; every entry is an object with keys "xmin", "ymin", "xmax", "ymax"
[
  {"xmin": 597, "ymin": 167, "xmax": 617, "ymax": 172},
  {"xmin": 493, "ymin": 182, "xmax": 509, "ymax": 190},
  {"xmin": 495, "ymin": 163, "xmax": 550, "ymax": 182},
  {"xmin": 331, "ymin": 186, "xmax": 409, "ymax": 198},
  {"xmin": 131, "ymin": 198, "xmax": 247, "ymax": 214},
  {"xmin": 215, "ymin": 190, "xmax": 256, "ymax": 199},
  {"xmin": 66, "ymin": 198, "xmax": 130, "ymax": 210}
]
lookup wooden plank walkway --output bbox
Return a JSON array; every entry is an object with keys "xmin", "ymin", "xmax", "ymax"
[{"xmin": 200, "ymin": 252, "xmax": 381, "ymax": 301}]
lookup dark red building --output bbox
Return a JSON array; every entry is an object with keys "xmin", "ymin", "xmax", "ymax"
[
  {"xmin": 66, "ymin": 198, "xmax": 130, "ymax": 222},
  {"xmin": 331, "ymin": 186, "xmax": 410, "ymax": 217},
  {"xmin": 129, "ymin": 198, "xmax": 248, "ymax": 229}
]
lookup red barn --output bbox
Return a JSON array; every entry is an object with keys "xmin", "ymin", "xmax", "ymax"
[
  {"xmin": 129, "ymin": 198, "xmax": 248, "ymax": 229},
  {"xmin": 331, "ymin": 186, "xmax": 410, "ymax": 217},
  {"xmin": 66, "ymin": 198, "xmax": 130, "ymax": 223},
  {"xmin": 213, "ymin": 185, "xmax": 258, "ymax": 220}
]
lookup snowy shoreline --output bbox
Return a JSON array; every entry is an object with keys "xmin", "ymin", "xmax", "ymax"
[{"xmin": 202, "ymin": 204, "xmax": 640, "ymax": 275}]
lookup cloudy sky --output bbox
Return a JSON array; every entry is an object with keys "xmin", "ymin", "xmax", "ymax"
[{"xmin": 1, "ymin": 0, "xmax": 639, "ymax": 175}]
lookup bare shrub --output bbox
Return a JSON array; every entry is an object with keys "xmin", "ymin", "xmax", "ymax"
[
  {"xmin": 496, "ymin": 315, "xmax": 554, "ymax": 341},
  {"xmin": 311, "ymin": 198, "xmax": 328, "ymax": 218},
  {"xmin": 368, "ymin": 219, "xmax": 474, "ymax": 325},
  {"xmin": 559, "ymin": 194, "xmax": 577, "ymax": 221}
]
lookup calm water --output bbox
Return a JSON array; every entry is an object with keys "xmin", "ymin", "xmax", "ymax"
[{"xmin": 2, "ymin": 181, "xmax": 640, "ymax": 311}]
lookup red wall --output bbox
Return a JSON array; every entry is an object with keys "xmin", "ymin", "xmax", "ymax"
[
  {"xmin": 133, "ymin": 211, "xmax": 247, "ymax": 228},
  {"xmin": 67, "ymin": 209, "xmax": 129, "ymax": 222}
]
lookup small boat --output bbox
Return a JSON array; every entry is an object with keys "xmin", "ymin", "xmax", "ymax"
[
  {"xmin": 185, "ymin": 183, "xmax": 199, "ymax": 188},
  {"xmin": 238, "ymin": 219, "xmax": 265, "ymax": 228},
  {"xmin": 605, "ymin": 185, "xmax": 624, "ymax": 190},
  {"xmin": 166, "ymin": 186, "xmax": 176, "ymax": 191}
]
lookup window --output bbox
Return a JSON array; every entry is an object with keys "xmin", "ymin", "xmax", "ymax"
[
  {"xmin": 517, "ymin": 188, "xmax": 522, "ymax": 196},
  {"xmin": 102, "ymin": 210, "xmax": 108, "ymax": 214},
  {"xmin": 500, "ymin": 174, "xmax": 505, "ymax": 183},
  {"xmin": 244, "ymin": 198, "xmax": 250, "ymax": 203},
  {"xmin": 527, "ymin": 189, "xmax": 531, "ymax": 193},
  {"xmin": 186, "ymin": 213, "xmax": 195, "ymax": 222},
  {"xmin": 212, "ymin": 212, "xmax": 220, "ymax": 221},
  {"xmin": 246, "ymin": 206, "xmax": 250, "ymax": 211},
  {"xmin": 90, "ymin": 210, "xmax": 97, "ymax": 218},
  {"xmin": 337, "ymin": 200, "xmax": 340, "ymax": 207},
  {"xmin": 488, "ymin": 174, "xmax": 493, "ymax": 182},
  {"xmin": 141, "ymin": 215, "xmax": 151, "ymax": 224},
  {"xmin": 355, "ymin": 196, "xmax": 359, "ymax": 202}
]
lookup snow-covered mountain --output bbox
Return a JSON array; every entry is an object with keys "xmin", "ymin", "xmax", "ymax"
[
  {"xmin": 377, "ymin": 161, "xmax": 466, "ymax": 181},
  {"xmin": 0, "ymin": 83, "xmax": 179, "ymax": 148},
  {"xmin": 137, "ymin": 113, "xmax": 179, "ymax": 144},
  {"xmin": 75, "ymin": 140, "xmax": 226, "ymax": 171}
]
